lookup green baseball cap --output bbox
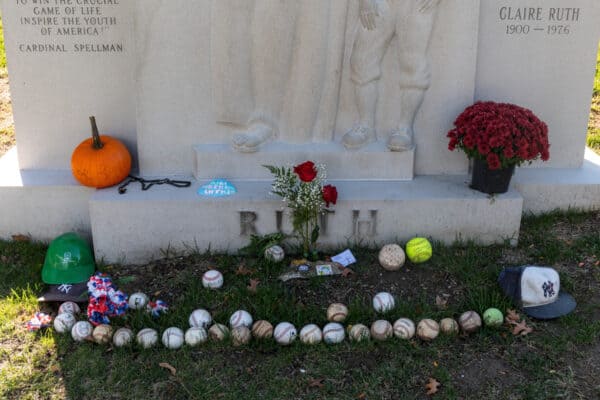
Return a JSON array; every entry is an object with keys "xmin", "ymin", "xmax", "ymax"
[{"xmin": 41, "ymin": 232, "xmax": 95, "ymax": 284}]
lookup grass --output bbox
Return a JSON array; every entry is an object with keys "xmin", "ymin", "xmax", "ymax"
[
  {"xmin": 1, "ymin": 211, "xmax": 599, "ymax": 399},
  {"xmin": 587, "ymin": 42, "xmax": 600, "ymax": 154},
  {"xmin": 0, "ymin": 16, "xmax": 5, "ymax": 71}
]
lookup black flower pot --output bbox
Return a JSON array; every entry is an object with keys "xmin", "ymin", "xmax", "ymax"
[{"xmin": 470, "ymin": 158, "xmax": 515, "ymax": 194}]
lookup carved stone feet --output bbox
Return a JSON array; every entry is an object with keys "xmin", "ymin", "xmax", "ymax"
[
  {"xmin": 387, "ymin": 126, "xmax": 414, "ymax": 152},
  {"xmin": 231, "ymin": 123, "xmax": 273, "ymax": 153},
  {"xmin": 342, "ymin": 124, "xmax": 376, "ymax": 149}
]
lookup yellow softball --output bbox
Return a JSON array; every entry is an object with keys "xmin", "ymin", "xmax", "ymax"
[{"xmin": 405, "ymin": 237, "xmax": 432, "ymax": 263}]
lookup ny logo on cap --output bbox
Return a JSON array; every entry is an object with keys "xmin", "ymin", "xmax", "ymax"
[
  {"xmin": 542, "ymin": 281, "xmax": 555, "ymax": 298},
  {"xmin": 57, "ymin": 284, "xmax": 73, "ymax": 294}
]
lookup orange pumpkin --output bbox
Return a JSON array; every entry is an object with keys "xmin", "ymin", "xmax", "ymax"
[{"xmin": 71, "ymin": 116, "xmax": 132, "ymax": 188}]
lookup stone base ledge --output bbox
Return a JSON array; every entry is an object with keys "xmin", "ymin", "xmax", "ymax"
[
  {"xmin": 193, "ymin": 142, "xmax": 414, "ymax": 181},
  {"xmin": 0, "ymin": 147, "xmax": 94, "ymax": 241},
  {"xmin": 90, "ymin": 175, "xmax": 523, "ymax": 264},
  {"xmin": 513, "ymin": 148, "xmax": 600, "ymax": 214}
]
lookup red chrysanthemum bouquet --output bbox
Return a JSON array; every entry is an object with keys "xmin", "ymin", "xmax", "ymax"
[
  {"xmin": 447, "ymin": 101, "xmax": 550, "ymax": 170},
  {"xmin": 265, "ymin": 161, "xmax": 337, "ymax": 258}
]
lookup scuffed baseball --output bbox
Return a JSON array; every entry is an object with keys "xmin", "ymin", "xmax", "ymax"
[
  {"xmin": 459, "ymin": 311, "xmax": 482, "ymax": 333},
  {"xmin": 231, "ymin": 326, "xmax": 252, "ymax": 346},
  {"xmin": 264, "ymin": 245, "xmax": 285, "ymax": 262},
  {"xmin": 417, "ymin": 319, "xmax": 440, "ymax": 341},
  {"xmin": 349, "ymin": 324, "xmax": 371, "ymax": 342},
  {"xmin": 439, "ymin": 318, "xmax": 459, "ymax": 335},
  {"xmin": 322, "ymin": 322, "xmax": 345, "ymax": 344},
  {"xmin": 58, "ymin": 301, "xmax": 81, "ymax": 316},
  {"xmin": 371, "ymin": 320, "xmax": 393, "ymax": 341},
  {"xmin": 229, "ymin": 310, "xmax": 253, "ymax": 329},
  {"xmin": 378, "ymin": 244, "xmax": 406, "ymax": 271},
  {"xmin": 92, "ymin": 324, "xmax": 113, "ymax": 345},
  {"xmin": 188, "ymin": 309, "xmax": 212, "ymax": 328},
  {"xmin": 136, "ymin": 328, "xmax": 158, "ymax": 348},
  {"xmin": 162, "ymin": 327, "xmax": 185, "ymax": 349},
  {"xmin": 112, "ymin": 327, "xmax": 134, "ymax": 347},
  {"xmin": 372, "ymin": 292, "xmax": 395, "ymax": 313},
  {"xmin": 202, "ymin": 270, "xmax": 224, "ymax": 289},
  {"xmin": 299, "ymin": 324, "xmax": 323, "ymax": 345},
  {"xmin": 273, "ymin": 322, "xmax": 297, "ymax": 345},
  {"xmin": 251, "ymin": 320, "xmax": 273, "ymax": 339},
  {"xmin": 393, "ymin": 318, "xmax": 416, "ymax": 339},
  {"xmin": 128, "ymin": 292, "xmax": 149, "ymax": 310},
  {"xmin": 53, "ymin": 312, "xmax": 76, "ymax": 334},
  {"xmin": 208, "ymin": 323, "xmax": 229, "ymax": 341},
  {"xmin": 185, "ymin": 327, "xmax": 208, "ymax": 346},
  {"xmin": 71, "ymin": 321, "xmax": 93, "ymax": 342},
  {"xmin": 327, "ymin": 303, "xmax": 349, "ymax": 322}
]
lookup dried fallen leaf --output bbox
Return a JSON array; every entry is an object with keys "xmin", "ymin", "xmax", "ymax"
[
  {"xmin": 236, "ymin": 264, "xmax": 255, "ymax": 276},
  {"xmin": 505, "ymin": 309, "xmax": 521, "ymax": 324},
  {"xmin": 435, "ymin": 295, "xmax": 448, "ymax": 310},
  {"xmin": 341, "ymin": 268, "xmax": 355, "ymax": 277},
  {"xmin": 512, "ymin": 320, "xmax": 533, "ymax": 336},
  {"xmin": 12, "ymin": 234, "xmax": 30, "ymax": 242},
  {"xmin": 425, "ymin": 377, "xmax": 441, "ymax": 395},
  {"xmin": 159, "ymin": 362, "xmax": 177, "ymax": 376},
  {"xmin": 432, "ymin": 360, "xmax": 439, "ymax": 368},
  {"xmin": 308, "ymin": 378, "xmax": 325, "ymax": 388},
  {"xmin": 247, "ymin": 279, "xmax": 260, "ymax": 293},
  {"xmin": 357, "ymin": 392, "xmax": 367, "ymax": 399},
  {"xmin": 595, "ymin": 260, "xmax": 599, "ymax": 266},
  {"xmin": 578, "ymin": 262, "xmax": 585, "ymax": 267}
]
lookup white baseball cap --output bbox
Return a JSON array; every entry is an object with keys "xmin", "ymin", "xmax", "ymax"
[{"xmin": 498, "ymin": 266, "xmax": 576, "ymax": 319}]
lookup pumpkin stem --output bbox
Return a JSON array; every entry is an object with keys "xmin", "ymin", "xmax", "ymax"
[{"xmin": 89, "ymin": 116, "xmax": 104, "ymax": 150}]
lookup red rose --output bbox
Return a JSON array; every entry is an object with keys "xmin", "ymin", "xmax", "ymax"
[
  {"xmin": 294, "ymin": 161, "xmax": 317, "ymax": 182},
  {"xmin": 322, "ymin": 184, "xmax": 338, "ymax": 207}
]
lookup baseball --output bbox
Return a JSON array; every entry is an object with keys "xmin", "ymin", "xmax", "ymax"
[
  {"xmin": 208, "ymin": 323, "xmax": 229, "ymax": 341},
  {"xmin": 202, "ymin": 270, "xmax": 224, "ymax": 289},
  {"xmin": 162, "ymin": 327, "xmax": 185, "ymax": 349},
  {"xmin": 58, "ymin": 301, "xmax": 81, "ymax": 315},
  {"xmin": 53, "ymin": 312, "xmax": 76, "ymax": 333},
  {"xmin": 405, "ymin": 237, "xmax": 433, "ymax": 263},
  {"xmin": 299, "ymin": 324, "xmax": 323, "ymax": 345},
  {"xmin": 371, "ymin": 320, "xmax": 393, "ymax": 341},
  {"xmin": 273, "ymin": 322, "xmax": 297, "ymax": 345},
  {"xmin": 112, "ymin": 327, "xmax": 134, "ymax": 347},
  {"xmin": 393, "ymin": 318, "xmax": 416, "ymax": 339},
  {"xmin": 185, "ymin": 327, "xmax": 208, "ymax": 346},
  {"xmin": 349, "ymin": 324, "xmax": 371, "ymax": 342},
  {"xmin": 136, "ymin": 328, "xmax": 159, "ymax": 348},
  {"xmin": 326, "ymin": 303, "xmax": 349, "ymax": 322},
  {"xmin": 417, "ymin": 319, "xmax": 440, "ymax": 341},
  {"xmin": 71, "ymin": 321, "xmax": 93, "ymax": 342},
  {"xmin": 459, "ymin": 311, "xmax": 482, "ymax": 333},
  {"xmin": 323, "ymin": 322, "xmax": 345, "ymax": 344},
  {"xmin": 378, "ymin": 244, "xmax": 406, "ymax": 271},
  {"xmin": 188, "ymin": 309, "xmax": 212, "ymax": 328},
  {"xmin": 251, "ymin": 320, "xmax": 274, "ymax": 339},
  {"xmin": 372, "ymin": 292, "xmax": 395, "ymax": 313},
  {"xmin": 229, "ymin": 310, "xmax": 253, "ymax": 329},
  {"xmin": 264, "ymin": 245, "xmax": 285, "ymax": 262},
  {"xmin": 439, "ymin": 318, "xmax": 459, "ymax": 335},
  {"xmin": 92, "ymin": 324, "xmax": 113, "ymax": 345},
  {"xmin": 128, "ymin": 292, "xmax": 149, "ymax": 310},
  {"xmin": 483, "ymin": 308, "xmax": 504, "ymax": 328},
  {"xmin": 231, "ymin": 326, "xmax": 252, "ymax": 346}
]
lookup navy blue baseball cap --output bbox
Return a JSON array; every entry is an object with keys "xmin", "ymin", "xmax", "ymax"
[{"xmin": 498, "ymin": 266, "xmax": 576, "ymax": 320}]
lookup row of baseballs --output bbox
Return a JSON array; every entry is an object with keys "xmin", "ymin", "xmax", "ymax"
[{"xmin": 53, "ymin": 312, "xmax": 486, "ymax": 349}]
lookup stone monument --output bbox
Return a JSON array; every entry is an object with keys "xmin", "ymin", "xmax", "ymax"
[{"xmin": 0, "ymin": 0, "xmax": 599, "ymax": 263}]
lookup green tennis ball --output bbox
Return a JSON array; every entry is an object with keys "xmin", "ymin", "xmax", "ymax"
[
  {"xmin": 405, "ymin": 237, "xmax": 432, "ymax": 263},
  {"xmin": 483, "ymin": 308, "xmax": 504, "ymax": 327}
]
